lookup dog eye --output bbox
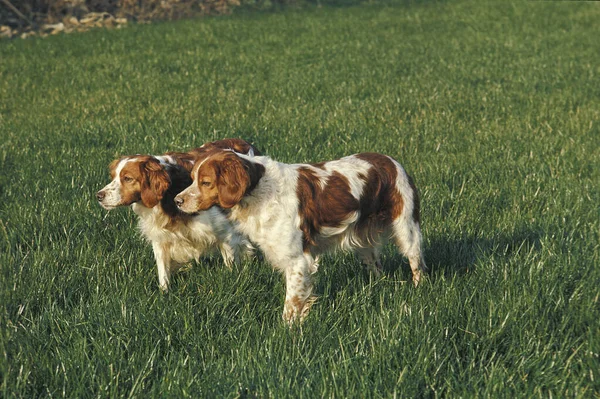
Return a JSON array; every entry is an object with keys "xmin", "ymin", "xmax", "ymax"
[
  {"xmin": 123, "ymin": 176, "xmax": 134, "ymax": 183},
  {"xmin": 201, "ymin": 181, "xmax": 211, "ymax": 186}
]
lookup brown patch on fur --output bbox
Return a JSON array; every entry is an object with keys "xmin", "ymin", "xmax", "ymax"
[
  {"xmin": 297, "ymin": 166, "xmax": 360, "ymax": 250},
  {"xmin": 352, "ymin": 154, "xmax": 405, "ymax": 242},
  {"xmin": 356, "ymin": 152, "xmax": 404, "ymax": 216},
  {"xmin": 297, "ymin": 153, "xmax": 412, "ymax": 252},
  {"xmin": 284, "ymin": 295, "xmax": 317, "ymax": 323},
  {"xmin": 290, "ymin": 295, "xmax": 304, "ymax": 310}
]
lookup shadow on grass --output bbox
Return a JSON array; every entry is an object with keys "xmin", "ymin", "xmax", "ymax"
[
  {"xmin": 313, "ymin": 225, "xmax": 545, "ymax": 296},
  {"xmin": 422, "ymin": 226, "xmax": 544, "ymax": 278}
]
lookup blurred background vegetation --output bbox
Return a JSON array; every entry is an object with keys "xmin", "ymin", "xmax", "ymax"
[
  {"xmin": 0, "ymin": 0, "xmax": 383, "ymax": 38},
  {"xmin": 1, "ymin": 0, "xmax": 372, "ymax": 27}
]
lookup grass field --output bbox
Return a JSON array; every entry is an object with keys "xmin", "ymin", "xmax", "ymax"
[{"xmin": 1, "ymin": 0, "xmax": 599, "ymax": 397}]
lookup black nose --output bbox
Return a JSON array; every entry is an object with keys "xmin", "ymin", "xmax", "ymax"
[
  {"xmin": 96, "ymin": 191, "xmax": 105, "ymax": 201},
  {"xmin": 175, "ymin": 196, "xmax": 184, "ymax": 207}
]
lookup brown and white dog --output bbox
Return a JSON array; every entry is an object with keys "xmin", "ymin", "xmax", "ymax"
[
  {"xmin": 175, "ymin": 151, "xmax": 427, "ymax": 323},
  {"xmin": 96, "ymin": 139, "xmax": 260, "ymax": 292}
]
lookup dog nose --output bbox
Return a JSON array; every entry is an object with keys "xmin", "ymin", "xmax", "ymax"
[
  {"xmin": 96, "ymin": 191, "xmax": 105, "ymax": 201},
  {"xmin": 175, "ymin": 196, "xmax": 184, "ymax": 207}
]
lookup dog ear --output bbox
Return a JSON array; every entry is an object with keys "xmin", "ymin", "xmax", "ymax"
[
  {"xmin": 216, "ymin": 155, "xmax": 264, "ymax": 209},
  {"xmin": 216, "ymin": 156, "xmax": 248, "ymax": 209},
  {"xmin": 140, "ymin": 159, "xmax": 170, "ymax": 208}
]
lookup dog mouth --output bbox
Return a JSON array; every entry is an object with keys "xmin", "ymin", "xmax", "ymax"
[
  {"xmin": 98, "ymin": 201, "xmax": 117, "ymax": 210},
  {"xmin": 176, "ymin": 204, "xmax": 193, "ymax": 214},
  {"xmin": 177, "ymin": 207, "xmax": 200, "ymax": 216}
]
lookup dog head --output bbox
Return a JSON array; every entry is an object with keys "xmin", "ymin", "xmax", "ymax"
[
  {"xmin": 97, "ymin": 156, "xmax": 170, "ymax": 210},
  {"xmin": 175, "ymin": 151, "xmax": 264, "ymax": 213}
]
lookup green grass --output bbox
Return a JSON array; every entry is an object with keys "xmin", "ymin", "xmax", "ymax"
[{"xmin": 1, "ymin": 0, "xmax": 599, "ymax": 397}]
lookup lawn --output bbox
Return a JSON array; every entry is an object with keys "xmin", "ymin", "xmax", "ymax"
[{"xmin": 1, "ymin": 0, "xmax": 599, "ymax": 397}]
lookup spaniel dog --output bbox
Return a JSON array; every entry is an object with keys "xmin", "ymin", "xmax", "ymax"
[
  {"xmin": 96, "ymin": 139, "xmax": 260, "ymax": 292},
  {"xmin": 175, "ymin": 150, "xmax": 426, "ymax": 323}
]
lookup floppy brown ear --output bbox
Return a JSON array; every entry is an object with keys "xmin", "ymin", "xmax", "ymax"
[
  {"xmin": 216, "ymin": 155, "xmax": 264, "ymax": 209},
  {"xmin": 216, "ymin": 156, "xmax": 249, "ymax": 209},
  {"xmin": 140, "ymin": 159, "xmax": 170, "ymax": 208}
]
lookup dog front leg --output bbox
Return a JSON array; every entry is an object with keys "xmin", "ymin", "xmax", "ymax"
[
  {"xmin": 282, "ymin": 256, "xmax": 316, "ymax": 324},
  {"xmin": 219, "ymin": 240, "xmax": 236, "ymax": 269},
  {"xmin": 152, "ymin": 242, "xmax": 172, "ymax": 292}
]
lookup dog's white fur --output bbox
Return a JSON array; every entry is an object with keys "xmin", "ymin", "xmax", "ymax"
[
  {"xmin": 132, "ymin": 193, "xmax": 249, "ymax": 291},
  {"xmin": 176, "ymin": 152, "xmax": 426, "ymax": 322},
  {"xmin": 98, "ymin": 155, "xmax": 252, "ymax": 291}
]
